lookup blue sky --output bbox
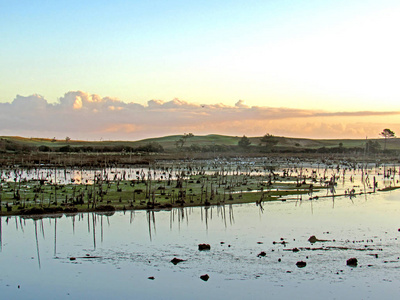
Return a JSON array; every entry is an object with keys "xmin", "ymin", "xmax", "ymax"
[{"xmin": 1, "ymin": 1, "xmax": 400, "ymax": 139}]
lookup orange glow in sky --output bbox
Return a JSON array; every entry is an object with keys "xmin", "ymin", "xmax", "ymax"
[{"xmin": 1, "ymin": 1, "xmax": 400, "ymax": 139}]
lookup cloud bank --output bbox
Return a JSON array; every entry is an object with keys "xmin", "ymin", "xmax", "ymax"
[{"xmin": 1, "ymin": 91, "xmax": 399, "ymax": 140}]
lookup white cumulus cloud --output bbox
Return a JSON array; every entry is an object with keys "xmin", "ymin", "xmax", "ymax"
[{"xmin": 0, "ymin": 90, "xmax": 399, "ymax": 140}]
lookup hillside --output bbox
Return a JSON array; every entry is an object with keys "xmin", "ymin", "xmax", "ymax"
[{"xmin": 1, "ymin": 134, "xmax": 399, "ymax": 153}]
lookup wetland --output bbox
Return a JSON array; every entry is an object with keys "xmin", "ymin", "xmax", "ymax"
[{"xmin": 1, "ymin": 155, "xmax": 400, "ymax": 299}]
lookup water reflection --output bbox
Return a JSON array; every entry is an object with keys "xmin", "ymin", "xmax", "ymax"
[
  {"xmin": 0, "ymin": 185, "xmax": 392, "ymax": 263},
  {"xmin": 33, "ymin": 219, "xmax": 41, "ymax": 268},
  {"xmin": 54, "ymin": 218, "xmax": 57, "ymax": 256},
  {"xmin": 1, "ymin": 190, "xmax": 400, "ymax": 299},
  {"xmin": 92, "ymin": 213, "xmax": 96, "ymax": 249},
  {"xmin": 0, "ymin": 183, "xmax": 380, "ymax": 253},
  {"xmin": 147, "ymin": 210, "xmax": 156, "ymax": 241},
  {"xmin": 0, "ymin": 204, "xmax": 237, "ymax": 251}
]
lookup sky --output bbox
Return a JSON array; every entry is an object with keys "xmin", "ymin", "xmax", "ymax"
[{"xmin": 1, "ymin": 0, "xmax": 400, "ymax": 140}]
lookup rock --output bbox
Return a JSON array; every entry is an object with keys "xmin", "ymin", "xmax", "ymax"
[
  {"xmin": 296, "ymin": 261, "xmax": 307, "ymax": 268},
  {"xmin": 200, "ymin": 274, "xmax": 209, "ymax": 281},
  {"xmin": 170, "ymin": 257, "xmax": 185, "ymax": 265},
  {"xmin": 292, "ymin": 248, "xmax": 300, "ymax": 252},
  {"xmin": 69, "ymin": 257, "xmax": 76, "ymax": 261},
  {"xmin": 308, "ymin": 235, "xmax": 317, "ymax": 243},
  {"xmin": 257, "ymin": 251, "xmax": 266, "ymax": 257},
  {"xmin": 308, "ymin": 235, "xmax": 328, "ymax": 243},
  {"xmin": 347, "ymin": 258, "xmax": 358, "ymax": 267},
  {"xmin": 148, "ymin": 276, "xmax": 155, "ymax": 280},
  {"xmin": 198, "ymin": 244, "xmax": 211, "ymax": 251}
]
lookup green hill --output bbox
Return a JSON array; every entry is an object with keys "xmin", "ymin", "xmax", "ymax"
[{"xmin": 1, "ymin": 134, "xmax": 399, "ymax": 153}]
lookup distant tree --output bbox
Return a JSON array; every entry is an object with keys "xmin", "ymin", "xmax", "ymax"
[
  {"xmin": 238, "ymin": 135, "xmax": 251, "ymax": 148},
  {"xmin": 175, "ymin": 133, "xmax": 194, "ymax": 149},
  {"xmin": 380, "ymin": 128, "xmax": 395, "ymax": 150},
  {"xmin": 260, "ymin": 133, "xmax": 278, "ymax": 149},
  {"xmin": 337, "ymin": 142, "xmax": 344, "ymax": 153},
  {"xmin": 59, "ymin": 145, "xmax": 72, "ymax": 152},
  {"xmin": 51, "ymin": 137, "xmax": 56, "ymax": 142},
  {"xmin": 189, "ymin": 144, "xmax": 202, "ymax": 152},
  {"xmin": 65, "ymin": 136, "xmax": 71, "ymax": 143},
  {"xmin": 366, "ymin": 140, "xmax": 381, "ymax": 154},
  {"xmin": 140, "ymin": 142, "xmax": 164, "ymax": 153},
  {"xmin": 38, "ymin": 145, "xmax": 51, "ymax": 152},
  {"xmin": 175, "ymin": 139, "xmax": 183, "ymax": 149}
]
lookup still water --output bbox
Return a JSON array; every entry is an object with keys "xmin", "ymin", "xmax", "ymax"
[{"xmin": 1, "ymin": 190, "xmax": 400, "ymax": 299}]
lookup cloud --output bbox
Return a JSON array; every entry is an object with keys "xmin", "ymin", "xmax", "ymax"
[
  {"xmin": 0, "ymin": 90, "xmax": 399, "ymax": 140},
  {"xmin": 57, "ymin": 91, "xmax": 126, "ymax": 111},
  {"xmin": 235, "ymin": 100, "xmax": 248, "ymax": 108},
  {"xmin": 12, "ymin": 94, "xmax": 49, "ymax": 111}
]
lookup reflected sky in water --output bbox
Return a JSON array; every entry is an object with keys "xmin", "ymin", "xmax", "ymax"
[{"xmin": 1, "ymin": 189, "xmax": 400, "ymax": 299}]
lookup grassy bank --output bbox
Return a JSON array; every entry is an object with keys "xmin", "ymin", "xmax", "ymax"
[
  {"xmin": 0, "ymin": 170, "xmax": 327, "ymax": 216},
  {"xmin": 2, "ymin": 134, "xmax": 400, "ymax": 153}
]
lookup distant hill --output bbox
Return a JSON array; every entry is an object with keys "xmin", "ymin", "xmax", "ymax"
[{"xmin": 1, "ymin": 134, "xmax": 399, "ymax": 153}]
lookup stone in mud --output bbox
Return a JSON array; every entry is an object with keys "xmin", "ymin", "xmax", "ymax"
[
  {"xmin": 308, "ymin": 235, "xmax": 328, "ymax": 243},
  {"xmin": 69, "ymin": 257, "xmax": 76, "ymax": 261},
  {"xmin": 308, "ymin": 235, "xmax": 317, "ymax": 243},
  {"xmin": 148, "ymin": 276, "xmax": 155, "ymax": 280},
  {"xmin": 200, "ymin": 274, "xmax": 209, "ymax": 281},
  {"xmin": 170, "ymin": 257, "xmax": 185, "ymax": 265},
  {"xmin": 346, "ymin": 258, "xmax": 358, "ymax": 267},
  {"xmin": 257, "ymin": 251, "xmax": 266, "ymax": 257},
  {"xmin": 292, "ymin": 248, "xmax": 300, "ymax": 252},
  {"xmin": 296, "ymin": 261, "xmax": 307, "ymax": 268},
  {"xmin": 198, "ymin": 244, "xmax": 211, "ymax": 251}
]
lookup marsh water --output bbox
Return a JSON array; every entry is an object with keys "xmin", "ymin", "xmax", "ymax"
[
  {"xmin": 1, "ymin": 162, "xmax": 400, "ymax": 299},
  {"xmin": 1, "ymin": 191, "xmax": 400, "ymax": 299}
]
